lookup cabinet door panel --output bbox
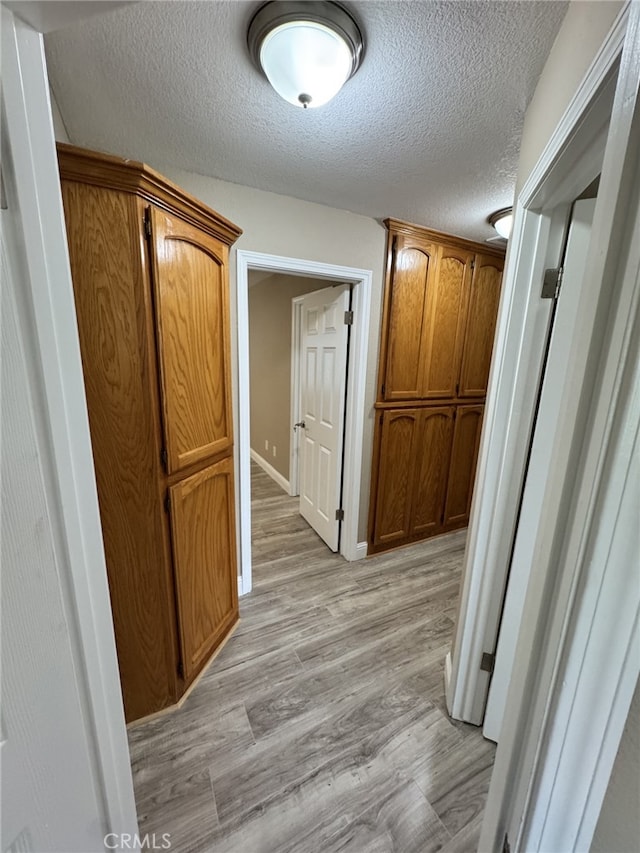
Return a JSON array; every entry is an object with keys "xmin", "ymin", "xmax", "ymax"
[
  {"xmin": 169, "ymin": 457, "xmax": 238, "ymax": 680},
  {"xmin": 372, "ymin": 410, "xmax": 420, "ymax": 545},
  {"xmin": 410, "ymin": 407, "xmax": 455, "ymax": 536},
  {"xmin": 444, "ymin": 405, "xmax": 484, "ymax": 528},
  {"xmin": 151, "ymin": 208, "xmax": 232, "ymax": 473},
  {"xmin": 458, "ymin": 254, "xmax": 503, "ymax": 397},
  {"xmin": 421, "ymin": 246, "xmax": 473, "ymax": 398},
  {"xmin": 383, "ymin": 238, "xmax": 436, "ymax": 400}
]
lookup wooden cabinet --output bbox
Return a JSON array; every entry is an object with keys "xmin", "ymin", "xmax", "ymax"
[
  {"xmin": 443, "ymin": 405, "xmax": 484, "ymax": 528},
  {"xmin": 369, "ymin": 219, "xmax": 503, "ymax": 553},
  {"xmin": 370, "ymin": 406, "xmax": 456, "ymax": 550},
  {"xmin": 58, "ymin": 143, "xmax": 242, "ymax": 722},
  {"xmin": 458, "ymin": 254, "xmax": 503, "ymax": 397}
]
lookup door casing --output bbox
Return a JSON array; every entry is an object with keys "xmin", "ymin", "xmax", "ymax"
[{"xmin": 236, "ymin": 251, "xmax": 372, "ymax": 594}]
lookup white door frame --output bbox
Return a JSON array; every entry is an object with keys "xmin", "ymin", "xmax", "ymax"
[
  {"xmin": 236, "ymin": 251, "xmax": 372, "ymax": 594},
  {"xmin": 290, "ymin": 294, "xmax": 305, "ymax": 496},
  {"xmin": 444, "ymin": 3, "xmax": 640, "ymax": 849},
  {"xmin": 482, "ymin": 197, "xmax": 598, "ymax": 742},
  {"xmin": 445, "ymin": 6, "xmax": 626, "ymax": 724},
  {"xmin": 2, "ymin": 6, "xmax": 138, "ymax": 841}
]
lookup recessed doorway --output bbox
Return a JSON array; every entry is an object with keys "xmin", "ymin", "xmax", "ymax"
[{"xmin": 236, "ymin": 251, "xmax": 373, "ymax": 594}]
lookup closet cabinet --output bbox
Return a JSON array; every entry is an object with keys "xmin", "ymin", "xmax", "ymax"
[
  {"xmin": 370, "ymin": 407, "xmax": 455, "ymax": 550},
  {"xmin": 58, "ymin": 144, "xmax": 242, "ymax": 722},
  {"xmin": 369, "ymin": 219, "xmax": 504, "ymax": 554}
]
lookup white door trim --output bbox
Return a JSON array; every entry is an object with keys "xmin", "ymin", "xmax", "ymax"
[
  {"xmin": 445, "ymin": 4, "xmax": 627, "ymax": 725},
  {"xmin": 470, "ymin": 4, "xmax": 640, "ymax": 850},
  {"xmin": 2, "ymin": 7, "xmax": 138, "ymax": 839},
  {"xmin": 290, "ymin": 294, "xmax": 305, "ymax": 497},
  {"xmin": 236, "ymin": 250, "xmax": 372, "ymax": 594},
  {"xmin": 482, "ymin": 197, "xmax": 597, "ymax": 742}
]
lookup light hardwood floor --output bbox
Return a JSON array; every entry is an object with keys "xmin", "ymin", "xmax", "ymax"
[{"xmin": 128, "ymin": 465, "xmax": 495, "ymax": 852}]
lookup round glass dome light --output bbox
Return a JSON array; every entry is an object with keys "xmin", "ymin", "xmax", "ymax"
[
  {"xmin": 260, "ymin": 21, "xmax": 352, "ymax": 108},
  {"xmin": 489, "ymin": 207, "xmax": 513, "ymax": 240},
  {"xmin": 247, "ymin": 2, "xmax": 364, "ymax": 110}
]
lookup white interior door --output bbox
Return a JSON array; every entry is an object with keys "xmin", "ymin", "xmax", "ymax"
[
  {"xmin": 297, "ymin": 285, "xmax": 350, "ymax": 551},
  {"xmin": 483, "ymin": 197, "xmax": 597, "ymax": 742}
]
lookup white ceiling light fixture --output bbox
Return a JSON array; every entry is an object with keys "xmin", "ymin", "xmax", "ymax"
[
  {"xmin": 489, "ymin": 207, "xmax": 513, "ymax": 240},
  {"xmin": 247, "ymin": 1, "xmax": 364, "ymax": 110}
]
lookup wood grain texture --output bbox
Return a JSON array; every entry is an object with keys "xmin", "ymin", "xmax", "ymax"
[
  {"xmin": 372, "ymin": 409, "xmax": 420, "ymax": 546},
  {"xmin": 443, "ymin": 405, "xmax": 484, "ymax": 528},
  {"xmin": 128, "ymin": 465, "xmax": 495, "ymax": 853},
  {"xmin": 370, "ymin": 220, "xmax": 503, "ymax": 555},
  {"xmin": 383, "ymin": 218, "xmax": 505, "ymax": 260},
  {"xmin": 458, "ymin": 253, "xmax": 504, "ymax": 398},
  {"xmin": 169, "ymin": 456, "xmax": 239, "ymax": 680},
  {"xmin": 57, "ymin": 142, "xmax": 242, "ymax": 245},
  {"xmin": 150, "ymin": 207, "xmax": 232, "ymax": 474},
  {"xmin": 382, "ymin": 236, "xmax": 436, "ymax": 400},
  {"xmin": 59, "ymin": 145, "xmax": 241, "ymax": 722},
  {"xmin": 410, "ymin": 407, "xmax": 455, "ymax": 536},
  {"xmin": 61, "ymin": 181, "xmax": 176, "ymax": 721},
  {"xmin": 421, "ymin": 246, "xmax": 473, "ymax": 399}
]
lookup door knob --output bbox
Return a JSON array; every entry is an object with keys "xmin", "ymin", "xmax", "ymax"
[{"xmin": 294, "ymin": 420, "xmax": 306, "ymax": 430}]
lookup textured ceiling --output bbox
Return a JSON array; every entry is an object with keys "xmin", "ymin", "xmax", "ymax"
[{"xmin": 45, "ymin": 1, "xmax": 567, "ymax": 242}]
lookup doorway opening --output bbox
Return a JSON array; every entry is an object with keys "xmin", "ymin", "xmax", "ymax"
[
  {"xmin": 236, "ymin": 251, "xmax": 372, "ymax": 594},
  {"xmin": 247, "ymin": 271, "xmax": 351, "ymax": 557}
]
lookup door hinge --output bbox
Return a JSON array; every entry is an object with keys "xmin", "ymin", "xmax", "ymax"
[
  {"xmin": 161, "ymin": 447, "xmax": 168, "ymax": 470},
  {"xmin": 480, "ymin": 651, "xmax": 495, "ymax": 673},
  {"xmin": 344, "ymin": 310, "xmax": 354, "ymax": 325},
  {"xmin": 542, "ymin": 266, "xmax": 563, "ymax": 299},
  {"xmin": 143, "ymin": 209, "xmax": 152, "ymax": 240},
  {"xmin": 164, "ymin": 492, "xmax": 171, "ymax": 513},
  {"xmin": 381, "ymin": 383, "xmax": 386, "ymax": 397},
  {"xmin": 379, "ymin": 413, "xmax": 383, "ymax": 425},
  {"xmin": 177, "ymin": 659, "xmax": 184, "ymax": 678},
  {"xmin": 503, "ymin": 833, "xmax": 511, "ymax": 853},
  {"xmin": 471, "ymin": 258, "xmax": 476, "ymax": 271},
  {"xmin": 335, "ymin": 508, "xmax": 345, "ymax": 521},
  {"xmin": 455, "ymin": 381, "xmax": 459, "ymax": 396}
]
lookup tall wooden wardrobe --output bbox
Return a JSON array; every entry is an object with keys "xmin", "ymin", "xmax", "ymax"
[
  {"xmin": 57, "ymin": 144, "xmax": 242, "ymax": 722},
  {"xmin": 368, "ymin": 218, "xmax": 505, "ymax": 554}
]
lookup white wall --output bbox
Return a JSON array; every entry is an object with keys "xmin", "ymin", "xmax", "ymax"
[
  {"xmin": 158, "ymin": 167, "xmax": 387, "ymax": 541},
  {"xmin": 49, "ymin": 85, "xmax": 70, "ymax": 142},
  {"xmin": 3, "ymin": 8, "xmax": 137, "ymax": 848},
  {"xmin": 516, "ymin": 0, "xmax": 623, "ymax": 191},
  {"xmin": 591, "ymin": 679, "xmax": 640, "ymax": 853},
  {"xmin": 249, "ymin": 272, "xmax": 327, "ymax": 480}
]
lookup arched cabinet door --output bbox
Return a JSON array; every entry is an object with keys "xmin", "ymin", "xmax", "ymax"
[
  {"xmin": 168, "ymin": 457, "xmax": 238, "ymax": 679},
  {"xmin": 372, "ymin": 409, "xmax": 421, "ymax": 546},
  {"xmin": 443, "ymin": 405, "xmax": 484, "ymax": 528},
  {"xmin": 150, "ymin": 207, "xmax": 233, "ymax": 474},
  {"xmin": 458, "ymin": 254, "xmax": 504, "ymax": 398},
  {"xmin": 420, "ymin": 245, "xmax": 474, "ymax": 399},
  {"xmin": 410, "ymin": 407, "xmax": 455, "ymax": 536},
  {"xmin": 382, "ymin": 236, "xmax": 437, "ymax": 400}
]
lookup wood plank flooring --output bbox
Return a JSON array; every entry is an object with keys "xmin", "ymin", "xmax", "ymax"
[{"xmin": 128, "ymin": 465, "xmax": 495, "ymax": 852}]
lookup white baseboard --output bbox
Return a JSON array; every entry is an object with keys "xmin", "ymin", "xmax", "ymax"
[
  {"xmin": 444, "ymin": 650, "xmax": 453, "ymax": 715},
  {"xmin": 250, "ymin": 449, "xmax": 290, "ymax": 494},
  {"xmin": 354, "ymin": 541, "xmax": 368, "ymax": 560}
]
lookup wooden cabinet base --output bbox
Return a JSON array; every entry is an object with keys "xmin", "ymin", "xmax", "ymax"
[{"xmin": 126, "ymin": 616, "xmax": 239, "ymax": 729}]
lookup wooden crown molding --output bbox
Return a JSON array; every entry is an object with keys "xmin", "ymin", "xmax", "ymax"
[
  {"xmin": 57, "ymin": 143, "xmax": 242, "ymax": 246},
  {"xmin": 384, "ymin": 217, "xmax": 506, "ymax": 258}
]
